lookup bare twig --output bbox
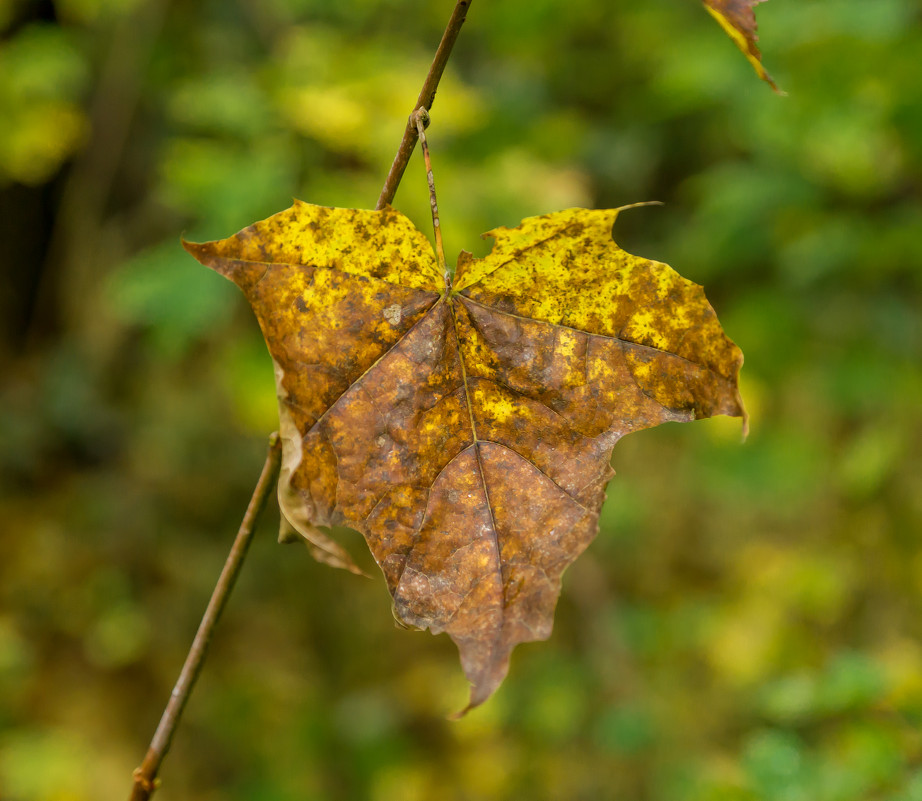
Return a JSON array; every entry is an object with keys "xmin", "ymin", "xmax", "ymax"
[
  {"xmin": 375, "ymin": 0, "xmax": 472, "ymax": 210},
  {"xmin": 129, "ymin": 434, "xmax": 282, "ymax": 801},
  {"xmin": 413, "ymin": 109, "xmax": 447, "ymax": 274},
  {"xmin": 130, "ymin": 3, "xmax": 475, "ymax": 796}
]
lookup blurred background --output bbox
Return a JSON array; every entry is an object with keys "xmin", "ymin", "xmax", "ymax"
[{"xmin": 1, "ymin": 0, "xmax": 921, "ymax": 799}]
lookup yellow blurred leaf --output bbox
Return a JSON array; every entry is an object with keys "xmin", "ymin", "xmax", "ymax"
[{"xmin": 0, "ymin": 102, "xmax": 87, "ymax": 184}]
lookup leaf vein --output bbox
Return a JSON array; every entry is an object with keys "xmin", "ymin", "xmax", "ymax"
[{"xmin": 459, "ymin": 295, "xmax": 719, "ymax": 376}]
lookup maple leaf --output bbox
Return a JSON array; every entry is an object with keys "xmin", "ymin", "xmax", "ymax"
[
  {"xmin": 704, "ymin": 0, "xmax": 783, "ymax": 94},
  {"xmin": 184, "ymin": 201, "xmax": 745, "ymax": 710}
]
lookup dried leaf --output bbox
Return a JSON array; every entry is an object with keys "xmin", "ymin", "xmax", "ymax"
[
  {"xmin": 185, "ymin": 201, "xmax": 745, "ymax": 710},
  {"xmin": 704, "ymin": 0, "xmax": 783, "ymax": 94}
]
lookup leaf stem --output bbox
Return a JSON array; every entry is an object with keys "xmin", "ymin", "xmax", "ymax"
[
  {"xmin": 375, "ymin": 0, "xmax": 472, "ymax": 210},
  {"xmin": 413, "ymin": 109, "xmax": 448, "ymax": 275},
  {"xmin": 128, "ymin": 433, "xmax": 282, "ymax": 801}
]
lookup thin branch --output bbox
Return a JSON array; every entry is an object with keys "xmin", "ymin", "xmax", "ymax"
[
  {"xmin": 413, "ymin": 109, "xmax": 447, "ymax": 275},
  {"xmin": 375, "ymin": 0, "xmax": 472, "ymax": 210},
  {"xmin": 129, "ymin": 4, "xmax": 475, "ymax": 796},
  {"xmin": 129, "ymin": 433, "xmax": 282, "ymax": 801}
]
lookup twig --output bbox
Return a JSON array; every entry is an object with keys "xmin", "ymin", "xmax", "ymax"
[
  {"xmin": 129, "ymin": 434, "xmax": 282, "ymax": 801},
  {"xmin": 413, "ymin": 109, "xmax": 447, "ymax": 274},
  {"xmin": 375, "ymin": 0, "xmax": 472, "ymax": 210},
  {"xmin": 129, "ymin": 3, "xmax": 476, "ymax": 796}
]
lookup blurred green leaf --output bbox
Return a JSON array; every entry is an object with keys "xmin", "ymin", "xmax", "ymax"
[{"xmin": 105, "ymin": 240, "xmax": 238, "ymax": 355}]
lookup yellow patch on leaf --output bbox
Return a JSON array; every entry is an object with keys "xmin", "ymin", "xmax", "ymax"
[{"xmin": 185, "ymin": 201, "xmax": 746, "ymax": 710}]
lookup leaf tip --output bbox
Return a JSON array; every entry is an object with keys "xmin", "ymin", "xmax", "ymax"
[
  {"xmin": 611, "ymin": 200, "xmax": 665, "ymax": 224},
  {"xmin": 451, "ymin": 641, "xmax": 513, "ymax": 716},
  {"xmin": 449, "ymin": 685, "xmax": 492, "ymax": 719},
  {"xmin": 448, "ymin": 703, "xmax": 472, "ymax": 721},
  {"xmin": 279, "ymin": 514, "xmax": 370, "ymax": 577},
  {"xmin": 181, "ymin": 236, "xmax": 217, "ymax": 267},
  {"xmin": 180, "ymin": 235, "xmax": 200, "ymax": 255},
  {"xmin": 623, "ymin": 200, "xmax": 665, "ymax": 209}
]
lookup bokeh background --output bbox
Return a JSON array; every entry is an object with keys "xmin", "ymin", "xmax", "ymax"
[{"xmin": 2, "ymin": 0, "xmax": 921, "ymax": 799}]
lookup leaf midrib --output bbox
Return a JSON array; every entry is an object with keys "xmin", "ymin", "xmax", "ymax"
[{"xmin": 447, "ymin": 295, "xmax": 506, "ymax": 598}]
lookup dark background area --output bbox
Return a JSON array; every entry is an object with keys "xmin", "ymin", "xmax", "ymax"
[{"xmin": 1, "ymin": 1, "xmax": 921, "ymax": 799}]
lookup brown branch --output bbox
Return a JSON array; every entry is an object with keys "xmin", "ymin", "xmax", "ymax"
[
  {"xmin": 375, "ymin": 0, "xmax": 472, "ymax": 210},
  {"xmin": 129, "ymin": 4, "xmax": 475, "ymax": 797},
  {"xmin": 129, "ymin": 433, "xmax": 282, "ymax": 801}
]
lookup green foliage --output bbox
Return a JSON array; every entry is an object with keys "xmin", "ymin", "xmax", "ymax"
[
  {"xmin": 1, "ymin": 0, "xmax": 921, "ymax": 799},
  {"xmin": 0, "ymin": 22, "xmax": 88, "ymax": 183}
]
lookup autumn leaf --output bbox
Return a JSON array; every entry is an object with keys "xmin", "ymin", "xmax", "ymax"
[
  {"xmin": 184, "ymin": 201, "xmax": 745, "ymax": 710},
  {"xmin": 704, "ymin": 0, "xmax": 783, "ymax": 94}
]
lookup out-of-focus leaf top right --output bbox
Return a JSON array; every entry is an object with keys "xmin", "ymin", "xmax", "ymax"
[{"xmin": 704, "ymin": 0, "xmax": 784, "ymax": 94}]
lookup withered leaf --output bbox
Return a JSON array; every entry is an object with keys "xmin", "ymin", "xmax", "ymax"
[
  {"xmin": 185, "ymin": 201, "xmax": 745, "ymax": 710},
  {"xmin": 704, "ymin": 0, "xmax": 783, "ymax": 94}
]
